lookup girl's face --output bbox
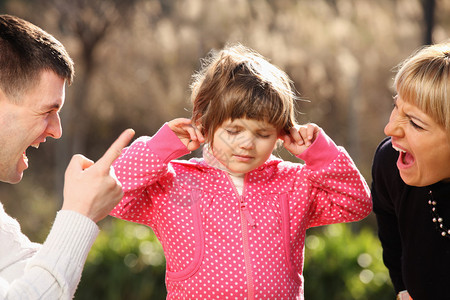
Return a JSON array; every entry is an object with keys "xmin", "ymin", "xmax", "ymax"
[
  {"xmin": 384, "ymin": 95, "xmax": 450, "ymax": 186},
  {"xmin": 211, "ymin": 118, "xmax": 279, "ymax": 174}
]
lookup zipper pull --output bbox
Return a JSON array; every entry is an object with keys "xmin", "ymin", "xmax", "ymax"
[{"xmin": 240, "ymin": 202, "xmax": 256, "ymax": 227}]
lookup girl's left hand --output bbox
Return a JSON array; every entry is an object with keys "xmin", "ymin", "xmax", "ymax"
[{"xmin": 281, "ymin": 123, "xmax": 320, "ymax": 156}]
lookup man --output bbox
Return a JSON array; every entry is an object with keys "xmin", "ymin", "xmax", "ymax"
[{"xmin": 0, "ymin": 14, "xmax": 134, "ymax": 299}]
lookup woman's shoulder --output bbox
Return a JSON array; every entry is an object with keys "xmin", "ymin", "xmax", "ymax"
[
  {"xmin": 372, "ymin": 137, "xmax": 398, "ymax": 172},
  {"xmin": 374, "ymin": 137, "xmax": 395, "ymax": 159},
  {"xmin": 371, "ymin": 137, "xmax": 405, "ymax": 198}
]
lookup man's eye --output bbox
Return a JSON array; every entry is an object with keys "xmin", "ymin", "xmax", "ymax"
[{"xmin": 45, "ymin": 109, "xmax": 58, "ymax": 115}]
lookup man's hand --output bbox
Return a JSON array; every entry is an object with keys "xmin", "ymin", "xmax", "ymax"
[{"xmin": 62, "ymin": 129, "xmax": 135, "ymax": 223}]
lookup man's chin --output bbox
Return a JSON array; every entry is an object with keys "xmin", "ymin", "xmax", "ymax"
[
  {"xmin": 1, "ymin": 172, "xmax": 24, "ymax": 184},
  {"xmin": 9, "ymin": 177, "xmax": 23, "ymax": 184}
]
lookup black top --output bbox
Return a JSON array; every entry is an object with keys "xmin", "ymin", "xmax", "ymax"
[{"xmin": 372, "ymin": 137, "xmax": 450, "ymax": 300}]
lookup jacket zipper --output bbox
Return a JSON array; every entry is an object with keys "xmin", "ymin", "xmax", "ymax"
[{"xmin": 225, "ymin": 173, "xmax": 255, "ymax": 300}]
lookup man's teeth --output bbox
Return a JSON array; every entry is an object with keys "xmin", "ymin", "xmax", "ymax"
[
  {"xmin": 31, "ymin": 143, "xmax": 39, "ymax": 149},
  {"xmin": 392, "ymin": 145, "xmax": 406, "ymax": 153}
]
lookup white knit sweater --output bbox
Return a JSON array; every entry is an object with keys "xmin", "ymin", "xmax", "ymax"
[{"xmin": 0, "ymin": 203, "xmax": 99, "ymax": 299}]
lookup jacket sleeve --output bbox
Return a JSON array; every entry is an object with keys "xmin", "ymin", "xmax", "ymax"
[
  {"xmin": 371, "ymin": 138, "xmax": 405, "ymax": 293},
  {"xmin": 0, "ymin": 210, "xmax": 98, "ymax": 300},
  {"xmin": 296, "ymin": 130, "xmax": 372, "ymax": 227},
  {"xmin": 110, "ymin": 123, "xmax": 190, "ymax": 223}
]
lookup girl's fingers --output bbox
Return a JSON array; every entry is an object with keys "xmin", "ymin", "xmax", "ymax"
[
  {"xmin": 185, "ymin": 126, "xmax": 197, "ymax": 141},
  {"xmin": 280, "ymin": 134, "xmax": 291, "ymax": 146},
  {"xmin": 289, "ymin": 126, "xmax": 304, "ymax": 145},
  {"xmin": 167, "ymin": 118, "xmax": 205, "ymax": 151},
  {"xmin": 298, "ymin": 126, "xmax": 309, "ymax": 145},
  {"xmin": 298, "ymin": 123, "xmax": 319, "ymax": 146},
  {"xmin": 186, "ymin": 124, "xmax": 205, "ymax": 143},
  {"xmin": 306, "ymin": 123, "xmax": 319, "ymax": 139}
]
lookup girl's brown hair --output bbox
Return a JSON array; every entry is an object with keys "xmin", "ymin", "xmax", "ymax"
[{"xmin": 190, "ymin": 43, "xmax": 297, "ymax": 145}]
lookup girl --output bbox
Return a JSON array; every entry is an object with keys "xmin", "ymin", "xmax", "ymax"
[{"xmin": 111, "ymin": 44, "xmax": 372, "ymax": 299}]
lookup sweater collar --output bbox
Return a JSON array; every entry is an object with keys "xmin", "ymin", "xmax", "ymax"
[
  {"xmin": 202, "ymin": 144, "xmax": 245, "ymax": 178},
  {"xmin": 200, "ymin": 144, "xmax": 281, "ymax": 176}
]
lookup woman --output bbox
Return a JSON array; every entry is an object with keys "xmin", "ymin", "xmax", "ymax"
[{"xmin": 372, "ymin": 42, "xmax": 450, "ymax": 300}]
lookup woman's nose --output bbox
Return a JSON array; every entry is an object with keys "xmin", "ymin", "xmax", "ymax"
[{"xmin": 384, "ymin": 110, "xmax": 402, "ymax": 137}]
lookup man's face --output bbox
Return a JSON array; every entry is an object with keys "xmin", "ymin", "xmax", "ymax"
[{"xmin": 0, "ymin": 70, "xmax": 65, "ymax": 183}]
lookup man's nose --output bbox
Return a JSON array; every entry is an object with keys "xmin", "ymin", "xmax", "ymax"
[{"xmin": 47, "ymin": 113, "xmax": 62, "ymax": 139}]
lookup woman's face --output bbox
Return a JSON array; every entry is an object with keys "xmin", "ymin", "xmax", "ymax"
[{"xmin": 384, "ymin": 96, "xmax": 450, "ymax": 186}]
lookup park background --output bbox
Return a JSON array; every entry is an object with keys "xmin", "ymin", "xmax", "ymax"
[{"xmin": 1, "ymin": 0, "xmax": 449, "ymax": 299}]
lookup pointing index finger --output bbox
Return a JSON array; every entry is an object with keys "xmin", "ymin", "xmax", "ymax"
[{"xmin": 95, "ymin": 128, "xmax": 135, "ymax": 170}]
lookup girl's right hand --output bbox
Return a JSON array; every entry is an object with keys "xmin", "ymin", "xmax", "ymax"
[{"xmin": 168, "ymin": 118, "xmax": 205, "ymax": 151}]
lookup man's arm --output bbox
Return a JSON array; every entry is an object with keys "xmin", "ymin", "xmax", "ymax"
[{"xmin": 0, "ymin": 129, "xmax": 134, "ymax": 299}]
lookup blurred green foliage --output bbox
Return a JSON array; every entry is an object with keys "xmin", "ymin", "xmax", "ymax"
[
  {"xmin": 304, "ymin": 223, "xmax": 395, "ymax": 300},
  {"xmin": 76, "ymin": 220, "xmax": 395, "ymax": 299},
  {"xmin": 75, "ymin": 219, "xmax": 167, "ymax": 300}
]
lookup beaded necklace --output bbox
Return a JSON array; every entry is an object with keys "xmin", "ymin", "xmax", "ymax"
[{"xmin": 428, "ymin": 190, "xmax": 450, "ymax": 238}]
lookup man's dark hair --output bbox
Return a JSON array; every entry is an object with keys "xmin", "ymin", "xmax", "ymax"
[{"xmin": 0, "ymin": 14, "xmax": 74, "ymax": 101}]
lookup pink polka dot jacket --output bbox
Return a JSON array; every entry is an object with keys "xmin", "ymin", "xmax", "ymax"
[{"xmin": 110, "ymin": 124, "xmax": 372, "ymax": 300}]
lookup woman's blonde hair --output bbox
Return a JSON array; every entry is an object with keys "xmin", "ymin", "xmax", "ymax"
[
  {"xmin": 190, "ymin": 43, "xmax": 297, "ymax": 145},
  {"xmin": 394, "ymin": 42, "xmax": 450, "ymax": 133}
]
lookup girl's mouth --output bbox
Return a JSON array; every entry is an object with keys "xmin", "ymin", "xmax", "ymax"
[{"xmin": 234, "ymin": 154, "xmax": 253, "ymax": 162}]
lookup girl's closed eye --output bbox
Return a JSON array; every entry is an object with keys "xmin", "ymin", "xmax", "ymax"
[
  {"xmin": 257, "ymin": 133, "xmax": 271, "ymax": 138},
  {"xmin": 226, "ymin": 128, "xmax": 241, "ymax": 135}
]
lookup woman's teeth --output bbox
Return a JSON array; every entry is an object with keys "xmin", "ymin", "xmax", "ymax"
[{"xmin": 392, "ymin": 145, "xmax": 406, "ymax": 153}]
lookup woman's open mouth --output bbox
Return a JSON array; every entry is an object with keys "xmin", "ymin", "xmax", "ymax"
[{"xmin": 393, "ymin": 144, "xmax": 415, "ymax": 168}]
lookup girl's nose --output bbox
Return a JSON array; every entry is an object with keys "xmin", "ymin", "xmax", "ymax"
[{"xmin": 239, "ymin": 133, "xmax": 255, "ymax": 149}]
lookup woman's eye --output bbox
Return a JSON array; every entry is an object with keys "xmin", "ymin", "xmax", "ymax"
[
  {"xmin": 392, "ymin": 95, "xmax": 399, "ymax": 109},
  {"xmin": 410, "ymin": 120, "xmax": 424, "ymax": 130},
  {"xmin": 258, "ymin": 133, "xmax": 271, "ymax": 138}
]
